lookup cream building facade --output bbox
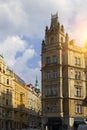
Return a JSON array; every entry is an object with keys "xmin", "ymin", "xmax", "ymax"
[
  {"xmin": 41, "ymin": 13, "xmax": 87, "ymax": 130},
  {"xmin": 0, "ymin": 55, "xmax": 41, "ymax": 130},
  {"xmin": 27, "ymin": 83, "xmax": 41, "ymax": 128}
]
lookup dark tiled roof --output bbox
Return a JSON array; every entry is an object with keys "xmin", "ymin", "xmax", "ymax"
[{"xmin": 14, "ymin": 74, "xmax": 26, "ymax": 86}]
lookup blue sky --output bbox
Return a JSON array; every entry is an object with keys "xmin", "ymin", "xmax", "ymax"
[{"xmin": 0, "ymin": 0, "xmax": 87, "ymax": 88}]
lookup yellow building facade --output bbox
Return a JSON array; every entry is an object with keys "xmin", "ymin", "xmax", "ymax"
[
  {"xmin": 0, "ymin": 55, "xmax": 41, "ymax": 130},
  {"xmin": 41, "ymin": 14, "xmax": 87, "ymax": 130}
]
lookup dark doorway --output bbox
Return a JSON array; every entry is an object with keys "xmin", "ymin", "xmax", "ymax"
[
  {"xmin": 52, "ymin": 124, "xmax": 59, "ymax": 130},
  {"xmin": 47, "ymin": 117, "xmax": 62, "ymax": 130},
  {"xmin": 6, "ymin": 121, "xmax": 9, "ymax": 130}
]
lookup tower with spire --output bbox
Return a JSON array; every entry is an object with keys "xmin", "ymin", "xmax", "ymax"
[
  {"xmin": 35, "ymin": 76, "xmax": 40, "ymax": 92},
  {"xmin": 41, "ymin": 13, "xmax": 87, "ymax": 130}
]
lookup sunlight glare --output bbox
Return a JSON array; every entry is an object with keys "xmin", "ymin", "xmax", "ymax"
[{"xmin": 74, "ymin": 21, "xmax": 87, "ymax": 47}]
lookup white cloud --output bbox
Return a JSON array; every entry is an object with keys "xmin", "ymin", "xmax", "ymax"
[
  {"xmin": 0, "ymin": 0, "xmax": 87, "ymax": 41},
  {"xmin": 0, "ymin": 0, "xmax": 29, "ymax": 38},
  {"xmin": 0, "ymin": 0, "xmax": 73, "ymax": 39},
  {"xmin": 15, "ymin": 67, "xmax": 41, "ymax": 88},
  {"xmin": 0, "ymin": 0, "xmax": 87, "ymax": 88},
  {"xmin": 38, "ymin": 61, "xmax": 41, "ymax": 68},
  {"xmin": 13, "ymin": 49, "xmax": 41, "ymax": 87},
  {"xmin": 13, "ymin": 47, "xmax": 36, "ymax": 72},
  {"xmin": 0, "ymin": 35, "xmax": 40, "ymax": 87},
  {"xmin": 0, "ymin": 36, "xmax": 26, "ymax": 66}
]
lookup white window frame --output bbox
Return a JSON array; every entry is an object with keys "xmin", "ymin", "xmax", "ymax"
[
  {"xmin": 75, "ymin": 87, "xmax": 81, "ymax": 97},
  {"xmin": 76, "ymin": 104, "xmax": 82, "ymax": 114},
  {"xmin": 75, "ymin": 71, "xmax": 81, "ymax": 80},
  {"xmin": 75, "ymin": 57, "xmax": 81, "ymax": 65}
]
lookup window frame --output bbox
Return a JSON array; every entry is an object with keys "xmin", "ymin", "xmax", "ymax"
[
  {"xmin": 52, "ymin": 55, "xmax": 57, "ymax": 63},
  {"xmin": 75, "ymin": 57, "xmax": 81, "ymax": 66},
  {"xmin": 75, "ymin": 87, "xmax": 81, "ymax": 97},
  {"xmin": 76, "ymin": 104, "xmax": 82, "ymax": 114},
  {"xmin": 46, "ymin": 57, "xmax": 51, "ymax": 65},
  {"xmin": 53, "ymin": 70, "xmax": 58, "ymax": 79},
  {"xmin": 75, "ymin": 71, "xmax": 81, "ymax": 80},
  {"xmin": 46, "ymin": 72, "xmax": 51, "ymax": 80}
]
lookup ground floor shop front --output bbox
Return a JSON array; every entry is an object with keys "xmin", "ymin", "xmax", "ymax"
[{"xmin": 42, "ymin": 117, "xmax": 87, "ymax": 130}]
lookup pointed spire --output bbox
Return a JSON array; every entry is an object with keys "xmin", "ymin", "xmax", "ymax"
[{"xmin": 50, "ymin": 13, "xmax": 58, "ymax": 28}]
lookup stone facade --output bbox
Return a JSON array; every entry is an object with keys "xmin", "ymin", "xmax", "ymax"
[{"xmin": 41, "ymin": 13, "xmax": 87, "ymax": 130}]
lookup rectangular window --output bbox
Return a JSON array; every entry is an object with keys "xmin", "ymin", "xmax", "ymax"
[
  {"xmin": 53, "ymin": 56, "xmax": 57, "ymax": 63},
  {"xmin": 75, "ymin": 57, "xmax": 80, "ymax": 66},
  {"xmin": 7, "ymin": 79, "xmax": 9, "ymax": 84},
  {"xmin": 76, "ymin": 104, "xmax": 82, "ymax": 114},
  {"xmin": 46, "ymin": 72, "xmax": 51, "ymax": 79},
  {"xmin": 75, "ymin": 87, "xmax": 81, "ymax": 97},
  {"xmin": 46, "ymin": 87, "xmax": 51, "ymax": 96},
  {"xmin": 75, "ymin": 71, "xmax": 81, "ymax": 80},
  {"xmin": 46, "ymin": 57, "xmax": 50, "ymax": 64},
  {"xmin": 2, "ymin": 109, "xmax": 5, "ymax": 117},
  {"xmin": 46, "ymin": 85, "xmax": 57, "ymax": 96},
  {"xmin": 53, "ymin": 71, "xmax": 58, "ymax": 78},
  {"xmin": 52, "ymin": 87, "xmax": 57, "ymax": 96},
  {"xmin": 6, "ymin": 99, "xmax": 8, "ymax": 105}
]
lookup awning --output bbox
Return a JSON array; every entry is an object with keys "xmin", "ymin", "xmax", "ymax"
[
  {"xmin": 74, "ymin": 118, "xmax": 86, "ymax": 126},
  {"xmin": 46, "ymin": 117, "xmax": 62, "ymax": 126}
]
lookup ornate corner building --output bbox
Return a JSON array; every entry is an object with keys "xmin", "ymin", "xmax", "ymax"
[{"xmin": 41, "ymin": 13, "xmax": 87, "ymax": 130}]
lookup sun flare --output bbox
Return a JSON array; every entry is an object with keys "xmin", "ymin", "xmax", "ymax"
[{"xmin": 73, "ymin": 21, "xmax": 87, "ymax": 47}]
